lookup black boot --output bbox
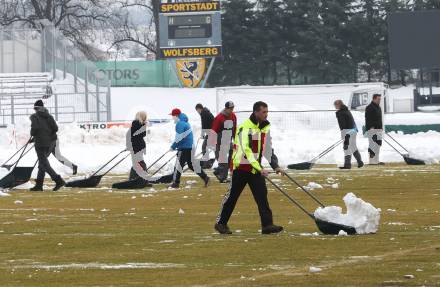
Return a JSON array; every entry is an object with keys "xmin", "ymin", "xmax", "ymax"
[
  {"xmin": 72, "ymin": 164, "xmax": 78, "ymax": 175},
  {"xmin": 129, "ymin": 168, "xmax": 137, "ymax": 180},
  {"xmin": 353, "ymin": 151, "xmax": 364, "ymax": 168},
  {"xmin": 169, "ymin": 182, "xmax": 180, "ymax": 189},
  {"xmin": 30, "ymin": 184, "xmax": 43, "ymax": 192},
  {"xmin": 215, "ymin": 223, "xmax": 232, "ymax": 235},
  {"xmin": 53, "ymin": 176, "xmax": 66, "ymax": 191},
  {"xmin": 339, "ymin": 155, "xmax": 352, "ymax": 170},
  {"xmin": 203, "ymin": 176, "xmax": 210, "ymax": 187},
  {"xmin": 262, "ymin": 225, "xmax": 284, "ymax": 235}
]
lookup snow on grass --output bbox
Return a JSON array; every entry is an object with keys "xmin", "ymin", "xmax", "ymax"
[
  {"xmin": 14, "ymin": 182, "xmax": 34, "ymax": 190},
  {"xmin": 314, "ymin": 193, "xmax": 381, "ymax": 234},
  {"xmin": 299, "ymin": 232, "xmax": 320, "ymax": 237},
  {"xmin": 14, "ymin": 200, "xmax": 23, "ymax": 205},
  {"xmin": 309, "ymin": 266, "xmax": 323, "ymax": 273},
  {"xmin": 15, "ymin": 262, "xmax": 185, "ymax": 270},
  {"xmin": 304, "ymin": 182, "xmax": 323, "ymax": 191},
  {"xmin": 0, "ymin": 191, "xmax": 11, "ymax": 197}
]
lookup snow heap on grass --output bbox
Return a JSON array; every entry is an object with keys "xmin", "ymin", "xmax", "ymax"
[
  {"xmin": 304, "ymin": 182, "xmax": 323, "ymax": 191},
  {"xmin": 314, "ymin": 193, "xmax": 381, "ymax": 234}
]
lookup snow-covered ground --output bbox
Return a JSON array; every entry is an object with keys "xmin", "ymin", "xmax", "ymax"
[{"xmin": 0, "ymin": 85, "xmax": 439, "ymax": 183}]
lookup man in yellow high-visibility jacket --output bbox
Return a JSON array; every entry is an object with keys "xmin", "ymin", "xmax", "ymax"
[{"xmin": 215, "ymin": 101, "xmax": 285, "ymax": 235}]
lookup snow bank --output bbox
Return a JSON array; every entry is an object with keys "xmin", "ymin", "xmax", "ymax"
[
  {"xmin": 0, "ymin": 86, "xmax": 439, "ymax": 182},
  {"xmin": 314, "ymin": 193, "xmax": 381, "ymax": 234}
]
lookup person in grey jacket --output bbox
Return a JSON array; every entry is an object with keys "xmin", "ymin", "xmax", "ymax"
[{"xmin": 30, "ymin": 100, "xmax": 65, "ymax": 191}]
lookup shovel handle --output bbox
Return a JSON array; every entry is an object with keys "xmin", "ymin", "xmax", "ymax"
[
  {"xmin": 383, "ymin": 138, "xmax": 407, "ymax": 157},
  {"xmin": 385, "ymin": 133, "xmax": 409, "ymax": 154},
  {"xmin": 284, "ymin": 173, "xmax": 326, "ymax": 208},
  {"xmin": 150, "ymin": 153, "xmax": 177, "ymax": 177},
  {"xmin": 11, "ymin": 138, "xmax": 33, "ymax": 169},
  {"xmin": 145, "ymin": 150, "xmax": 171, "ymax": 173},
  {"xmin": 100, "ymin": 152, "xmax": 132, "ymax": 177},
  {"xmin": 265, "ymin": 176, "xmax": 315, "ymax": 220},
  {"xmin": 91, "ymin": 149, "xmax": 127, "ymax": 177},
  {"xmin": 310, "ymin": 139, "xmax": 344, "ymax": 163},
  {"xmin": 1, "ymin": 138, "xmax": 33, "ymax": 167}
]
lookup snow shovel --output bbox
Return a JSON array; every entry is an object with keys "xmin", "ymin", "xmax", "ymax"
[
  {"xmin": 0, "ymin": 162, "xmax": 38, "ymax": 189},
  {"xmin": 0, "ymin": 139, "xmax": 37, "ymax": 189},
  {"xmin": 265, "ymin": 176, "xmax": 357, "ymax": 235},
  {"xmin": 384, "ymin": 134, "xmax": 426, "ymax": 165},
  {"xmin": 112, "ymin": 151, "xmax": 173, "ymax": 189},
  {"xmin": 65, "ymin": 150, "xmax": 129, "ymax": 188},
  {"xmin": 288, "ymin": 139, "xmax": 344, "ymax": 170},
  {"xmin": 1, "ymin": 141, "xmax": 34, "ymax": 170}
]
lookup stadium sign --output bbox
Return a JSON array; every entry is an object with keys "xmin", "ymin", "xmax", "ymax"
[
  {"xmin": 161, "ymin": 46, "xmax": 221, "ymax": 59},
  {"xmin": 158, "ymin": 0, "xmax": 222, "ymax": 59},
  {"xmin": 160, "ymin": 2, "xmax": 220, "ymax": 13}
]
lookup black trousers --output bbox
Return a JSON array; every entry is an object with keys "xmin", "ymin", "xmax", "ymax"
[
  {"xmin": 129, "ymin": 160, "xmax": 148, "ymax": 180},
  {"xmin": 35, "ymin": 144, "xmax": 59, "ymax": 186},
  {"xmin": 217, "ymin": 170, "xmax": 273, "ymax": 227},
  {"xmin": 214, "ymin": 143, "xmax": 233, "ymax": 181},
  {"xmin": 201, "ymin": 135, "xmax": 208, "ymax": 158},
  {"xmin": 173, "ymin": 149, "xmax": 207, "ymax": 184}
]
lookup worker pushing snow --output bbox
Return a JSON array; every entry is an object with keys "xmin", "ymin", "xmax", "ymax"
[
  {"xmin": 195, "ymin": 103, "xmax": 215, "ymax": 169},
  {"xmin": 215, "ymin": 101, "xmax": 285, "ymax": 235},
  {"xmin": 365, "ymin": 94, "xmax": 384, "ymax": 165},
  {"xmin": 169, "ymin": 108, "xmax": 210, "ymax": 189},
  {"xmin": 334, "ymin": 100, "xmax": 364, "ymax": 170},
  {"xmin": 208, "ymin": 101, "xmax": 237, "ymax": 183},
  {"xmin": 29, "ymin": 100, "xmax": 65, "ymax": 192}
]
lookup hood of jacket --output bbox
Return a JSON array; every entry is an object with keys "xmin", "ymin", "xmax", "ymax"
[
  {"xmin": 33, "ymin": 107, "xmax": 51, "ymax": 118},
  {"xmin": 178, "ymin": 113, "xmax": 189, "ymax": 123}
]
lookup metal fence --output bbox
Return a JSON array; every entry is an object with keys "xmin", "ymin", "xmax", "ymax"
[{"xmin": 0, "ymin": 24, "xmax": 111, "ymax": 125}]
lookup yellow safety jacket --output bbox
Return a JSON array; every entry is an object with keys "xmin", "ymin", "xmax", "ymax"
[{"xmin": 232, "ymin": 115, "xmax": 279, "ymax": 174}]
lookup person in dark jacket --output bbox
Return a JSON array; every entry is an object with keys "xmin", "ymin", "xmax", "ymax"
[
  {"xmin": 29, "ymin": 100, "xmax": 65, "ymax": 191},
  {"xmin": 334, "ymin": 100, "xmax": 364, "ymax": 170},
  {"xmin": 195, "ymin": 103, "xmax": 214, "ymax": 168},
  {"xmin": 365, "ymin": 94, "xmax": 384, "ymax": 165},
  {"xmin": 127, "ymin": 111, "xmax": 152, "ymax": 185},
  {"xmin": 208, "ymin": 101, "xmax": 237, "ymax": 183},
  {"xmin": 169, "ymin": 108, "xmax": 209, "ymax": 189}
]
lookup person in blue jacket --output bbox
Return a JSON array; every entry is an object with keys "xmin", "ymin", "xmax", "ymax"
[{"xmin": 169, "ymin": 108, "xmax": 210, "ymax": 189}]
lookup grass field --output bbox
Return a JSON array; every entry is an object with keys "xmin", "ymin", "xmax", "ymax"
[{"xmin": 1, "ymin": 164, "xmax": 440, "ymax": 287}]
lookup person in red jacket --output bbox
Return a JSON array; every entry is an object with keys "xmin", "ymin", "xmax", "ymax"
[{"xmin": 209, "ymin": 101, "xmax": 237, "ymax": 183}]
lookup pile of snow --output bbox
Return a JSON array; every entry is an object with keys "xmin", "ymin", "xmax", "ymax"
[
  {"xmin": 314, "ymin": 193, "xmax": 381, "ymax": 234},
  {"xmin": 304, "ymin": 182, "xmax": 323, "ymax": 191}
]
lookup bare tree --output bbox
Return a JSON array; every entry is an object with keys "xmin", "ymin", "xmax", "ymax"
[
  {"xmin": 109, "ymin": 0, "xmax": 160, "ymax": 56},
  {"xmin": 0, "ymin": 0, "xmax": 120, "ymax": 59}
]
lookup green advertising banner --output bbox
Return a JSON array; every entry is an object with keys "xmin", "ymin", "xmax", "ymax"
[{"xmin": 95, "ymin": 60, "xmax": 180, "ymax": 87}]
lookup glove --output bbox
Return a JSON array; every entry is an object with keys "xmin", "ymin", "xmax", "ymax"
[{"xmin": 348, "ymin": 129, "xmax": 357, "ymax": 135}]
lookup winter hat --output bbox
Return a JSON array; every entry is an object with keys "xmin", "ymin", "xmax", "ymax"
[
  {"xmin": 225, "ymin": 101, "xmax": 234, "ymax": 109},
  {"xmin": 170, "ymin": 108, "xmax": 181, "ymax": 117},
  {"xmin": 34, "ymin": 100, "xmax": 44, "ymax": 108}
]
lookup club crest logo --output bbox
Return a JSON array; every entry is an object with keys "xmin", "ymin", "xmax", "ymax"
[{"xmin": 176, "ymin": 58, "xmax": 206, "ymax": 88}]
